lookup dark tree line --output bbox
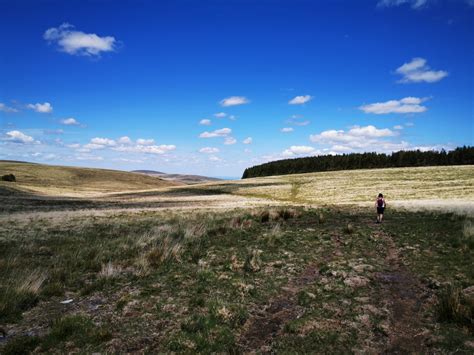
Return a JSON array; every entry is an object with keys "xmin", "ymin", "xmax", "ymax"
[{"xmin": 242, "ymin": 146, "xmax": 474, "ymax": 179}]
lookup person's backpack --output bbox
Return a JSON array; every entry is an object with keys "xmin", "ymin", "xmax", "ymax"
[{"xmin": 377, "ymin": 198, "xmax": 384, "ymax": 207}]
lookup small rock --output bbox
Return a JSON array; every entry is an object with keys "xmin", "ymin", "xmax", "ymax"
[
  {"xmin": 344, "ymin": 276, "xmax": 369, "ymax": 288},
  {"xmin": 60, "ymin": 299, "xmax": 73, "ymax": 304}
]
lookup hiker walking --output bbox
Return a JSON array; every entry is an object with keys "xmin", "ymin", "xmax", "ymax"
[{"xmin": 375, "ymin": 193, "xmax": 386, "ymax": 224}]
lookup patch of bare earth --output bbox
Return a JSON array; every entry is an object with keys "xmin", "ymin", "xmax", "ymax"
[
  {"xmin": 372, "ymin": 229, "xmax": 434, "ymax": 353},
  {"xmin": 238, "ymin": 264, "xmax": 319, "ymax": 352}
]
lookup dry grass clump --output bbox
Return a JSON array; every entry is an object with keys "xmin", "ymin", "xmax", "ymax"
[
  {"xmin": 146, "ymin": 236, "xmax": 183, "ymax": 267},
  {"xmin": 262, "ymin": 223, "xmax": 282, "ymax": 246},
  {"xmin": 17, "ymin": 270, "xmax": 48, "ymax": 295},
  {"xmin": 244, "ymin": 249, "xmax": 262, "ymax": 272},
  {"xmin": 437, "ymin": 283, "xmax": 474, "ymax": 326},
  {"xmin": 462, "ymin": 220, "xmax": 474, "ymax": 249},
  {"xmin": 99, "ymin": 262, "xmax": 122, "ymax": 279},
  {"xmin": 318, "ymin": 213, "xmax": 325, "ymax": 224},
  {"xmin": 345, "ymin": 223, "xmax": 354, "ymax": 234}
]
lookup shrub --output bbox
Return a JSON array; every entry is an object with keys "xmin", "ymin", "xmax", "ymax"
[{"xmin": 1, "ymin": 174, "xmax": 16, "ymax": 182}]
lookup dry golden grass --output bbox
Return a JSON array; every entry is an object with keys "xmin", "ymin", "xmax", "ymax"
[{"xmin": 0, "ymin": 161, "xmax": 180, "ymax": 196}]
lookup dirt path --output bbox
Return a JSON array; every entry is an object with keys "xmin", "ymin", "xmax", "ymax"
[
  {"xmin": 372, "ymin": 228, "xmax": 433, "ymax": 353},
  {"xmin": 238, "ymin": 264, "xmax": 319, "ymax": 352}
]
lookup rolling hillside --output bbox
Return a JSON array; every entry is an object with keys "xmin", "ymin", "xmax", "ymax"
[
  {"xmin": 0, "ymin": 161, "xmax": 180, "ymax": 196},
  {"xmin": 132, "ymin": 170, "xmax": 222, "ymax": 184}
]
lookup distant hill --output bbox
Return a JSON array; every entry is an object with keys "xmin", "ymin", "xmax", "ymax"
[
  {"xmin": 0, "ymin": 162, "xmax": 180, "ymax": 196},
  {"xmin": 132, "ymin": 170, "xmax": 222, "ymax": 184}
]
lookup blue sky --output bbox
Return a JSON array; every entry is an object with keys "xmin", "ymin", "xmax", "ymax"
[{"xmin": 1, "ymin": 0, "xmax": 473, "ymax": 178}]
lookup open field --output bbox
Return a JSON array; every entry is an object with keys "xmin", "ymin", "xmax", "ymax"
[
  {"xmin": 0, "ymin": 162, "xmax": 179, "ymax": 196},
  {"xmin": 0, "ymin": 164, "xmax": 473, "ymax": 353}
]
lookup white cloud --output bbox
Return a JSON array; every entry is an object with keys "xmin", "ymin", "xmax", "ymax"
[
  {"xmin": 44, "ymin": 129, "xmax": 64, "ymax": 135},
  {"xmin": 393, "ymin": 125, "xmax": 404, "ymax": 130},
  {"xmin": 27, "ymin": 102, "xmax": 53, "ymax": 113},
  {"xmin": 224, "ymin": 137, "xmax": 237, "ymax": 145},
  {"xmin": 287, "ymin": 115, "xmax": 310, "ymax": 126},
  {"xmin": 76, "ymin": 154, "xmax": 104, "ymax": 161},
  {"xmin": 91, "ymin": 137, "xmax": 116, "ymax": 146},
  {"xmin": 0, "ymin": 103, "xmax": 18, "ymax": 113},
  {"xmin": 220, "ymin": 96, "xmax": 250, "ymax": 107},
  {"xmin": 199, "ymin": 128, "xmax": 232, "ymax": 138},
  {"xmin": 243, "ymin": 137, "xmax": 253, "ymax": 144},
  {"xmin": 310, "ymin": 125, "xmax": 396, "ymax": 145},
  {"xmin": 136, "ymin": 138, "xmax": 155, "ymax": 146},
  {"xmin": 377, "ymin": 0, "xmax": 429, "ymax": 9},
  {"xmin": 359, "ymin": 97, "xmax": 428, "ymax": 114},
  {"xmin": 395, "ymin": 58, "xmax": 448, "ymax": 83},
  {"xmin": 214, "ymin": 112, "xmax": 227, "ymax": 118},
  {"xmin": 60, "ymin": 117, "xmax": 80, "ymax": 125},
  {"xmin": 199, "ymin": 119, "xmax": 211, "ymax": 126},
  {"xmin": 289, "ymin": 95, "xmax": 312, "ymax": 105},
  {"xmin": 5, "ymin": 130, "xmax": 39, "ymax": 144},
  {"xmin": 117, "ymin": 136, "xmax": 132, "ymax": 144},
  {"xmin": 67, "ymin": 143, "xmax": 81, "ymax": 149},
  {"xmin": 209, "ymin": 155, "xmax": 223, "ymax": 162},
  {"xmin": 114, "ymin": 144, "xmax": 176, "ymax": 155},
  {"xmin": 282, "ymin": 145, "xmax": 316, "ymax": 157},
  {"xmin": 44, "ymin": 23, "xmax": 117, "ymax": 57},
  {"xmin": 281, "ymin": 127, "xmax": 294, "ymax": 133},
  {"xmin": 199, "ymin": 147, "xmax": 219, "ymax": 154}
]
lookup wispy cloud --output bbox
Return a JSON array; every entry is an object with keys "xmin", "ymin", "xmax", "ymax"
[
  {"xmin": 60, "ymin": 117, "xmax": 80, "ymax": 125},
  {"xmin": 281, "ymin": 127, "xmax": 294, "ymax": 133},
  {"xmin": 199, "ymin": 147, "xmax": 219, "ymax": 154},
  {"xmin": 359, "ymin": 97, "xmax": 428, "ymax": 114},
  {"xmin": 0, "ymin": 103, "xmax": 18, "ymax": 113},
  {"xmin": 214, "ymin": 112, "xmax": 227, "ymax": 118},
  {"xmin": 44, "ymin": 23, "xmax": 117, "ymax": 57},
  {"xmin": 396, "ymin": 58, "xmax": 448, "ymax": 83},
  {"xmin": 199, "ymin": 119, "xmax": 211, "ymax": 126},
  {"xmin": 289, "ymin": 95, "xmax": 312, "ymax": 105},
  {"xmin": 243, "ymin": 137, "xmax": 252, "ymax": 144},
  {"xmin": 377, "ymin": 0, "xmax": 429, "ymax": 9},
  {"xmin": 27, "ymin": 102, "xmax": 53, "ymax": 113},
  {"xmin": 224, "ymin": 137, "xmax": 237, "ymax": 145},
  {"xmin": 220, "ymin": 96, "xmax": 250, "ymax": 107},
  {"xmin": 287, "ymin": 115, "xmax": 310, "ymax": 126},
  {"xmin": 199, "ymin": 128, "xmax": 232, "ymax": 138},
  {"xmin": 136, "ymin": 138, "xmax": 155, "ymax": 146}
]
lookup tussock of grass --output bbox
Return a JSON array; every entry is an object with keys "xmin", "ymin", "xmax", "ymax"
[{"xmin": 437, "ymin": 284, "xmax": 474, "ymax": 326}]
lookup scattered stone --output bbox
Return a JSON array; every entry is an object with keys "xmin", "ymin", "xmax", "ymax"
[
  {"xmin": 352, "ymin": 264, "xmax": 374, "ymax": 273},
  {"xmin": 60, "ymin": 299, "xmax": 73, "ymax": 304},
  {"xmin": 344, "ymin": 276, "xmax": 369, "ymax": 288},
  {"xmin": 465, "ymin": 341, "xmax": 474, "ymax": 349},
  {"xmin": 462, "ymin": 285, "xmax": 474, "ymax": 303}
]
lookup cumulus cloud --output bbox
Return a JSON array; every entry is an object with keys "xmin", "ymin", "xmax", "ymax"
[
  {"xmin": 281, "ymin": 127, "xmax": 294, "ymax": 133},
  {"xmin": 396, "ymin": 58, "xmax": 448, "ymax": 83},
  {"xmin": 214, "ymin": 112, "xmax": 227, "ymax": 118},
  {"xmin": 224, "ymin": 137, "xmax": 237, "ymax": 145},
  {"xmin": 117, "ymin": 136, "xmax": 132, "ymax": 144},
  {"xmin": 220, "ymin": 96, "xmax": 249, "ymax": 107},
  {"xmin": 0, "ymin": 103, "xmax": 18, "ymax": 113},
  {"xmin": 243, "ymin": 137, "xmax": 252, "ymax": 144},
  {"xmin": 309, "ymin": 125, "xmax": 406, "ymax": 153},
  {"xmin": 199, "ymin": 147, "xmax": 219, "ymax": 154},
  {"xmin": 44, "ymin": 23, "xmax": 117, "ymax": 57},
  {"xmin": 91, "ymin": 137, "xmax": 116, "ymax": 146},
  {"xmin": 209, "ymin": 155, "xmax": 223, "ymax": 162},
  {"xmin": 359, "ymin": 97, "xmax": 428, "ymax": 114},
  {"xmin": 200, "ymin": 119, "xmax": 211, "ymax": 125},
  {"xmin": 136, "ymin": 138, "xmax": 155, "ymax": 146},
  {"xmin": 377, "ymin": 0, "xmax": 429, "ymax": 9},
  {"xmin": 60, "ymin": 117, "xmax": 80, "ymax": 125},
  {"xmin": 199, "ymin": 128, "xmax": 232, "ymax": 138},
  {"xmin": 27, "ymin": 102, "xmax": 53, "ymax": 113},
  {"xmin": 282, "ymin": 145, "xmax": 316, "ymax": 157},
  {"xmin": 289, "ymin": 95, "xmax": 312, "ymax": 105},
  {"xmin": 5, "ymin": 130, "xmax": 39, "ymax": 144}
]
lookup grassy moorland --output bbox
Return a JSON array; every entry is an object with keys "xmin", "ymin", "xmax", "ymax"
[
  {"xmin": 0, "ymin": 164, "xmax": 473, "ymax": 353},
  {"xmin": 0, "ymin": 161, "xmax": 179, "ymax": 196}
]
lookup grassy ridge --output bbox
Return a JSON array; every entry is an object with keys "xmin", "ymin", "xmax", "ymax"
[{"xmin": 0, "ymin": 162, "xmax": 180, "ymax": 196}]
